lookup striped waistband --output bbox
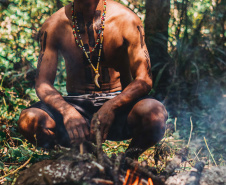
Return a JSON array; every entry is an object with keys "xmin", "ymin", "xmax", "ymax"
[{"xmin": 67, "ymin": 91, "xmax": 121, "ymax": 99}]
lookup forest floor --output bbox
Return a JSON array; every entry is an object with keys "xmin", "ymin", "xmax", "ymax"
[
  {"xmin": 0, "ymin": 89, "xmax": 225, "ymax": 184},
  {"xmin": 0, "ymin": 116, "xmax": 222, "ymax": 185}
]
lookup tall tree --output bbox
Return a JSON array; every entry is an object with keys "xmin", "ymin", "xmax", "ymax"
[{"xmin": 145, "ymin": 0, "xmax": 170, "ymax": 100}]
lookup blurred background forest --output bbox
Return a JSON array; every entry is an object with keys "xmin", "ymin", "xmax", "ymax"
[{"xmin": 0, "ymin": 0, "xmax": 225, "ymax": 183}]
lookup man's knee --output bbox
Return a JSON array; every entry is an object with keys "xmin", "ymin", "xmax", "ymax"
[
  {"xmin": 128, "ymin": 99, "xmax": 168, "ymax": 132},
  {"xmin": 18, "ymin": 109, "xmax": 40, "ymax": 136},
  {"xmin": 147, "ymin": 99, "xmax": 168, "ymax": 128}
]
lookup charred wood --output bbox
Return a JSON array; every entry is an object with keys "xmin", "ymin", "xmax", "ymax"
[
  {"xmin": 92, "ymin": 178, "xmax": 114, "ymax": 184},
  {"xmin": 163, "ymin": 147, "xmax": 189, "ymax": 177},
  {"xmin": 113, "ymin": 153, "xmax": 124, "ymax": 185},
  {"xmin": 185, "ymin": 161, "xmax": 205, "ymax": 185}
]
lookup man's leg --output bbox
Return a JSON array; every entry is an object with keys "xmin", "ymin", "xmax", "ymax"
[
  {"xmin": 17, "ymin": 108, "xmax": 70, "ymax": 148},
  {"xmin": 126, "ymin": 98, "xmax": 168, "ymax": 159}
]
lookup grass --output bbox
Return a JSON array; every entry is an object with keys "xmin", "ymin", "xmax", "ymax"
[
  {"xmin": 0, "ymin": 116, "xmax": 206, "ymax": 184},
  {"xmin": 1, "ymin": 120, "xmax": 225, "ymax": 184}
]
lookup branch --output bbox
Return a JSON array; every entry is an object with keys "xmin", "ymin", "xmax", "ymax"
[{"xmin": 93, "ymin": 113, "xmax": 104, "ymax": 167}]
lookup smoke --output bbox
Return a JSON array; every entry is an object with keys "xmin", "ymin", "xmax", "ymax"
[{"xmin": 171, "ymin": 76, "xmax": 226, "ymax": 163}]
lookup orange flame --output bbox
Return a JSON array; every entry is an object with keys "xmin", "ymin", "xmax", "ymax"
[
  {"xmin": 132, "ymin": 176, "xmax": 139, "ymax": 185},
  {"xmin": 123, "ymin": 169, "xmax": 154, "ymax": 185},
  {"xmin": 148, "ymin": 178, "xmax": 154, "ymax": 185},
  {"xmin": 123, "ymin": 169, "xmax": 131, "ymax": 185}
]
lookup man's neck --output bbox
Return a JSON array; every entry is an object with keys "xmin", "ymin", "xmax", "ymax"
[{"xmin": 74, "ymin": 0, "xmax": 101, "ymax": 20}]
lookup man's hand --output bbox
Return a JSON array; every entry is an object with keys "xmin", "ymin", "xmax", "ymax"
[
  {"xmin": 63, "ymin": 107, "xmax": 89, "ymax": 144},
  {"xmin": 90, "ymin": 101, "xmax": 115, "ymax": 142}
]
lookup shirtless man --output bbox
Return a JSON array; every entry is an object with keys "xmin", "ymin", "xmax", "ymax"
[{"xmin": 18, "ymin": 0, "xmax": 168, "ymax": 159}]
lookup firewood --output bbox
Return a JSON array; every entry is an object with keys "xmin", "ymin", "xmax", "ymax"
[
  {"xmin": 93, "ymin": 113, "xmax": 104, "ymax": 167},
  {"xmin": 113, "ymin": 153, "xmax": 124, "ymax": 185},
  {"xmin": 91, "ymin": 161, "xmax": 105, "ymax": 172}
]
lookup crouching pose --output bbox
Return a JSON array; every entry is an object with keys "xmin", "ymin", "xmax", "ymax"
[{"xmin": 18, "ymin": 0, "xmax": 168, "ymax": 159}]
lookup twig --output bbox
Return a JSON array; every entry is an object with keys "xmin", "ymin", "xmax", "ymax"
[
  {"xmin": 193, "ymin": 152, "xmax": 200, "ymax": 161},
  {"xmin": 193, "ymin": 147, "xmax": 203, "ymax": 162},
  {"xmin": 92, "ymin": 178, "xmax": 114, "ymax": 184},
  {"xmin": 91, "ymin": 161, "xmax": 105, "ymax": 172},
  {"xmin": 0, "ymin": 134, "xmax": 37, "ymax": 180},
  {"xmin": 0, "ymin": 155, "xmax": 32, "ymax": 180},
  {"xmin": 183, "ymin": 161, "xmax": 187, "ymax": 171},
  {"xmin": 113, "ymin": 143, "xmax": 129, "ymax": 149},
  {"xmin": 174, "ymin": 117, "xmax": 177, "ymax": 132},
  {"xmin": 11, "ymin": 137, "xmax": 24, "ymax": 143},
  {"xmin": 203, "ymin": 137, "xmax": 218, "ymax": 167},
  {"xmin": 80, "ymin": 143, "xmax": 84, "ymax": 155},
  {"xmin": 5, "ymin": 124, "xmax": 15, "ymax": 147},
  {"xmin": 187, "ymin": 117, "xmax": 193, "ymax": 148},
  {"xmin": 194, "ymin": 147, "xmax": 203, "ymax": 161}
]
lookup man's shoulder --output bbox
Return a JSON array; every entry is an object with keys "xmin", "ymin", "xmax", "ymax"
[
  {"xmin": 107, "ymin": 0, "xmax": 141, "ymax": 25},
  {"xmin": 40, "ymin": 4, "xmax": 71, "ymax": 33}
]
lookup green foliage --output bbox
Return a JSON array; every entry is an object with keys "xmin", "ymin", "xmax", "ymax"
[
  {"xmin": 164, "ymin": 0, "xmax": 226, "ymax": 163},
  {"xmin": 0, "ymin": 0, "xmax": 69, "ymax": 183}
]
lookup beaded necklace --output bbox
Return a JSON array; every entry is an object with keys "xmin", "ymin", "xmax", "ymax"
[{"xmin": 71, "ymin": 0, "xmax": 106, "ymax": 88}]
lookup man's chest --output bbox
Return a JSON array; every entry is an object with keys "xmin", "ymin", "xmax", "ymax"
[{"xmin": 58, "ymin": 20, "xmax": 126, "ymax": 70}]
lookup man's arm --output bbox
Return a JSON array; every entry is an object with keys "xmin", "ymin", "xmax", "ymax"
[
  {"xmin": 109, "ymin": 20, "xmax": 152, "ymax": 110},
  {"xmin": 90, "ymin": 16, "xmax": 152, "ymax": 140},
  {"xmin": 35, "ymin": 22, "xmax": 89, "ymax": 143}
]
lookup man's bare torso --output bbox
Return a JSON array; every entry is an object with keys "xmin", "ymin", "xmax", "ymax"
[{"xmin": 39, "ymin": 0, "xmax": 141, "ymax": 94}]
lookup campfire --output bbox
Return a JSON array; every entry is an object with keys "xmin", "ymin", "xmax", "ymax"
[
  {"xmin": 15, "ymin": 114, "xmax": 164, "ymax": 185},
  {"xmin": 14, "ymin": 114, "xmax": 226, "ymax": 185},
  {"xmin": 15, "ymin": 140, "xmax": 160, "ymax": 185}
]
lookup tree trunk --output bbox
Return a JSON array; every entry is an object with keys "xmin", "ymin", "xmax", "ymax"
[{"xmin": 145, "ymin": 0, "xmax": 170, "ymax": 100}]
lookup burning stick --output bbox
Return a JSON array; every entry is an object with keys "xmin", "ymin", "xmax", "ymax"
[
  {"xmin": 125, "ymin": 157, "xmax": 165, "ymax": 185},
  {"xmin": 123, "ymin": 168, "xmax": 155, "ymax": 185}
]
